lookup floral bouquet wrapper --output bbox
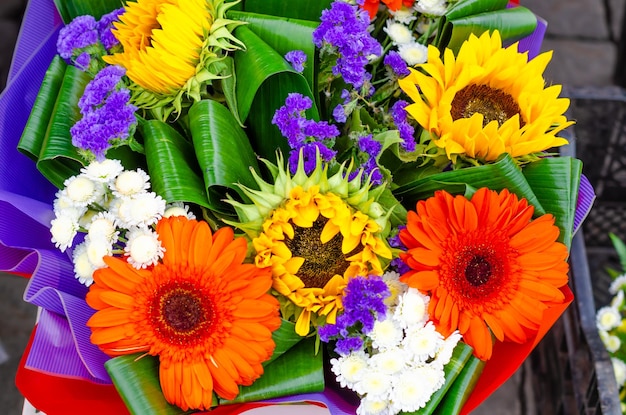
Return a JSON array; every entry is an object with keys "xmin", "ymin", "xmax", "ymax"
[{"xmin": 0, "ymin": 0, "xmax": 595, "ymax": 414}]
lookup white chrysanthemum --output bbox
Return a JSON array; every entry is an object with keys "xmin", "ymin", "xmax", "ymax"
[
  {"xmin": 612, "ymin": 290, "xmax": 625, "ymax": 309},
  {"xmin": 85, "ymin": 236, "xmax": 113, "ymax": 269},
  {"xmin": 606, "ymin": 334, "xmax": 621, "ymax": 353},
  {"xmin": 50, "ymin": 215, "xmax": 79, "ymax": 252},
  {"xmin": 383, "ymin": 21, "xmax": 413, "ymax": 45},
  {"xmin": 53, "ymin": 193, "xmax": 87, "ymax": 222},
  {"xmin": 63, "ymin": 175, "xmax": 103, "ymax": 207},
  {"xmin": 434, "ymin": 331, "xmax": 462, "ymax": 366},
  {"xmin": 72, "ymin": 242, "xmax": 96, "ymax": 286},
  {"xmin": 357, "ymin": 370, "xmax": 393, "ymax": 399},
  {"xmin": 610, "ymin": 274, "xmax": 626, "ymax": 295},
  {"xmin": 164, "ymin": 202, "xmax": 196, "ymax": 219},
  {"xmin": 357, "ymin": 396, "xmax": 392, "ymax": 415},
  {"xmin": 370, "ymin": 317, "xmax": 403, "ymax": 350},
  {"xmin": 390, "ymin": 6, "xmax": 417, "ymax": 24},
  {"xmin": 87, "ymin": 212, "xmax": 119, "ymax": 243},
  {"xmin": 414, "ymin": 0, "xmax": 447, "ymax": 16},
  {"xmin": 81, "ymin": 159, "xmax": 124, "ymax": 183},
  {"xmin": 612, "ymin": 357, "xmax": 626, "ymax": 387},
  {"xmin": 369, "ymin": 348, "xmax": 406, "ymax": 375},
  {"xmin": 124, "ymin": 226, "xmax": 165, "ymax": 269},
  {"xmin": 382, "ymin": 270, "xmax": 406, "ymax": 308},
  {"xmin": 111, "ymin": 168, "xmax": 151, "ymax": 197},
  {"xmin": 415, "ymin": 20, "xmax": 432, "ymax": 35},
  {"xmin": 597, "ymin": 306, "xmax": 622, "ymax": 331},
  {"xmin": 394, "ymin": 288, "xmax": 429, "ymax": 328},
  {"xmin": 403, "ymin": 321, "xmax": 444, "ymax": 362},
  {"xmin": 331, "ymin": 352, "xmax": 369, "ymax": 388},
  {"xmin": 397, "ymin": 41, "xmax": 428, "ymax": 66},
  {"xmin": 114, "ymin": 192, "xmax": 166, "ymax": 228},
  {"xmin": 390, "ymin": 367, "xmax": 444, "ymax": 413}
]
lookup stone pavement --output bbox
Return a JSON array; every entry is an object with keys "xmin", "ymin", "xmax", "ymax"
[{"xmin": 0, "ymin": 0, "xmax": 623, "ymax": 414}]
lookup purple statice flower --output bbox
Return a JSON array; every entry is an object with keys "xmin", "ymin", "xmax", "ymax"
[
  {"xmin": 390, "ymin": 100, "xmax": 416, "ymax": 152},
  {"xmin": 97, "ymin": 8, "xmax": 124, "ymax": 51},
  {"xmin": 78, "ymin": 65, "xmax": 127, "ymax": 113},
  {"xmin": 388, "ymin": 225, "xmax": 411, "ymax": 274},
  {"xmin": 57, "ymin": 15, "xmax": 99, "ymax": 59},
  {"xmin": 74, "ymin": 52, "xmax": 91, "ymax": 71},
  {"xmin": 313, "ymin": 1, "xmax": 382, "ymax": 90},
  {"xmin": 285, "ymin": 50, "xmax": 307, "ymax": 73},
  {"xmin": 319, "ymin": 275, "xmax": 389, "ymax": 354},
  {"xmin": 349, "ymin": 134, "xmax": 383, "ymax": 185},
  {"xmin": 71, "ymin": 66, "xmax": 136, "ymax": 160},
  {"xmin": 384, "ymin": 50, "xmax": 410, "ymax": 77},
  {"xmin": 273, "ymin": 93, "xmax": 339, "ymax": 174},
  {"xmin": 333, "ymin": 104, "xmax": 347, "ymax": 123}
]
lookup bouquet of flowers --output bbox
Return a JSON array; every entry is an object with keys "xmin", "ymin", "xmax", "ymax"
[
  {"xmin": 596, "ymin": 234, "xmax": 626, "ymax": 413},
  {"xmin": 0, "ymin": 0, "xmax": 594, "ymax": 414}
]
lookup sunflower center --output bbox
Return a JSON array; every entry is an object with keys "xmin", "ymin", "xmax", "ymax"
[
  {"xmin": 464, "ymin": 255, "xmax": 492, "ymax": 287},
  {"xmin": 450, "ymin": 84, "xmax": 524, "ymax": 127},
  {"xmin": 285, "ymin": 216, "xmax": 360, "ymax": 288},
  {"xmin": 162, "ymin": 289, "xmax": 206, "ymax": 332}
]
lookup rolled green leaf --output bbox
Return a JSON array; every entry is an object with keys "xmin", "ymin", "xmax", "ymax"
[
  {"xmin": 238, "ymin": 0, "xmax": 332, "ymax": 21},
  {"xmin": 445, "ymin": 0, "xmax": 510, "ymax": 20},
  {"xmin": 106, "ymin": 354, "xmax": 197, "ymax": 415},
  {"xmin": 53, "ymin": 0, "xmax": 123, "ymax": 23},
  {"xmin": 392, "ymin": 154, "xmax": 545, "ymax": 216},
  {"xmin": 229, "ymin": 11, "xmax": 319, "ymax": 94},
  {"xmin": 187, "ymin": 99, "xmax": 261, "ymax": 215},
  {"xmin": 34, "ymin": 64, "xmax": 93, "ymax": 188},
  {"xmin": 232, "ymin": 25, "xmax": 318, "ymax": 162},
  {"xmin": 140, "ymin": 118, "xmax": 210, "ymax": 209},
  {"xmin": 221, "ymin": 336, "xmax": 324, "ymax": 404},
  {"xmin": 18, "ymin": 56, "xmax": 67, "ymax": 163},
  {"xmin": 522, "ymin": 156, "xmax": 583, "ymax": 249},
  {"xmin": 265, "ymin": 319, "xmax": 307, "ymax": 365},
  {"xmin": 433, "ymin": 356, "xmax": 486, "ymax": 415}
]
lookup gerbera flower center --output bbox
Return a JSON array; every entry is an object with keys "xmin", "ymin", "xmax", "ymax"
[
  {"xmin": 150, "ymin": 280, "xmax": 215, "ymax": 344},
  {"xmin": 464, "ymin": 255, "xmax": 492, "ymax": 287},
  {"xmin": 285, "ymin": 217, "xmax": 360, "ymax": 288},
  {"xmin": 450, "ymin": 84, "xmax": 524, "ymax": 128}
]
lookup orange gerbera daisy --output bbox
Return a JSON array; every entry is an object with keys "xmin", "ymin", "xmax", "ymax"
[
  {"xmin": 399, "ymin": 188, "xmax": 569, "ymax": 360},
  {"xmin": 86, "ymin": 216, "xmax": 280, "ymax": 411},
  {"xmin": 361, "ymin": 0, "xmax": 413, "ymax": 19}
]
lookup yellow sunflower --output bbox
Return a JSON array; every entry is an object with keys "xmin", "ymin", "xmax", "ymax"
[
  {"xmin": 228, "ymin": 151, "xmax": 393, "ymax": 336},
  {"xmin": 86, "ymin": 216, "xmax": 280, "ymax": 410},
  {"xmin": 103, "ymin": 0, "xmax": 244, "ymax": 118},
  {"xmin": 398, "ymin": 30, "xmax": 573, "ymax": 165}
]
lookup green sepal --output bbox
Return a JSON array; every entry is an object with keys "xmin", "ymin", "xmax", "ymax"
[
  {"xmin": 187, "ymin": 99, "xmax": 261, "ymax": 216},
  {"xmin": 392, "ymin": 154, "xmax": 546, "ymax": 217},
  {"xmin": 140, "ymin": 118, "xmax": 210, "ymax": 209},
  {"xmin": 433, "ymin": 355, "xmax": 486, "ymax": 415}
]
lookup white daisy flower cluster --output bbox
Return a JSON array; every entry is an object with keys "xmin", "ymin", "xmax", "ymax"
[
  {"xmin": 382, "ymin": 0, "xmax": 450, "ymax": 66},
  {"xmin": 49, "ymin": 159, "xmax": 195, "ymax": 286},
  {"xmin": 329, "ymin": 272, "xmax": 461, "ymax": 415},
  {"xmin": 597, "ymin": 268, "xmax": 626, "ymax": 389}
]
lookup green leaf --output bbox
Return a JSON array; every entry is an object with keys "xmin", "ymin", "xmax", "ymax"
[
  {"xmin": 392, "ymin": 154, "xmax": 545, "ymax": 216},
  {"xmin": 266, "ymin": 319, "xmax": 307, "ymax": 365},
  {"xmin": 232, "ymin": 25, "xmax": 318, "ymax": 162},
  {"xmin": 433, "ymin": 355, "xmax": 486, "ymax": 415},
  {"xmin": 187, "ymin": 99, "xmax": 261, "ymax": 215},
  {"xmin": 33, "ymin": 64, "xmax": 93, "ymax": 188},
  {"xmin": 18, "ymin": 56, "xmax": 67, "ymax": 162},
  {"xmin": 53, "ymin": 0, "xmax": 124, "ymax": 23},
  {"xmin": 239, "ymin": 0, "xmax": 332, "ymax": 21},
  {"xmin": 609, "ymin": 233, "xmax": 626, "ymax": 272},
  {"xmin": 106, "ymin": 354, "xmax": 196, "ymax": 415},
  {"xmin": 445, "ymin": 0, "xmax": 510, "ymax": 20},
  {"xmin": 221, "ymin": 336, "xmax": 324, "ymax": 404},
  {"xmin": 410, "ymin": 342, "xmax": 474, "ymax": 415},
  {"xmin": 140, "ymin": 119, "xmax": 210, "ymax": 208},
  {"xmin": 522, "ymin": 156, "xmax": 582, "ymax": 250},
  {"xmin": 229, "ymin": 10, "xmax": 319, "ymax": 95}
]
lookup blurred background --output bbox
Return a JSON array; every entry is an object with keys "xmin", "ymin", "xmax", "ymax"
[{"xmin": 1, "ymin": 0, "xmax": 625, "ymax": 414}]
